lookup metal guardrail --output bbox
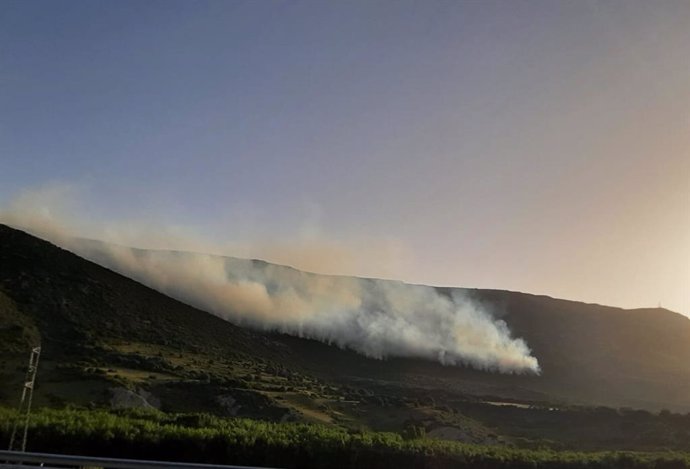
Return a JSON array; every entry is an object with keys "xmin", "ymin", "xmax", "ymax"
[{"xmin": 0, "ymin": 450, "xmax": 281, "ymax": 469}]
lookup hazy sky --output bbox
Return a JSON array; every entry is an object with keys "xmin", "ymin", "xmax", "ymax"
[{"xmin": 1, "ymin": 0, "xmax": 689, "ymax": 314}]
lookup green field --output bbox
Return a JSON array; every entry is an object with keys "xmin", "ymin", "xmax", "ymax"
[{"xmin": 2, "ymin": 406, "xmax": 690, "ymax": 469}]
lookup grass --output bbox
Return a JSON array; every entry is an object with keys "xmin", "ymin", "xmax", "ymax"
[{"xmin": 1, "ymin": 406, "xmax": 690, "ymax": 469}]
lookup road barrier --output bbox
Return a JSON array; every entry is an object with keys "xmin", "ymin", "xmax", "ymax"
[{"xmin": 0, "ymin": 450, "xmax": 280, "ymax": 469}]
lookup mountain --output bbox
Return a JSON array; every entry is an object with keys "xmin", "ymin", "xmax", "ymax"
[{"xmin": 2, "ymin": 223, "xmax": 690, "ymax": 451}]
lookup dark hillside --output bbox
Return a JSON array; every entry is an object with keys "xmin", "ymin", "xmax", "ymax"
[
  {"xmin": 1, "ymin": 222, "xmax": 689, "ymax": 433},
  {"xmin": 0, "ymin": 224, "xmax": 274, "ymax": 360}
]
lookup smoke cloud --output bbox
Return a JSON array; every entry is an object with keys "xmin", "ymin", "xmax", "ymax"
[{"xmin": 1, "ymin": 185, "xmax": 540, "ymax": 374}]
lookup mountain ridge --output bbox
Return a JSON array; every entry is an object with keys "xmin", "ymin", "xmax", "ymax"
[
  {"xmin": 1, "ymin": 223, "xmax": 689, "ymax": 417},
  {"xmin": 73, "ymin": 233, "xmax": 689, "ymax": 319}
]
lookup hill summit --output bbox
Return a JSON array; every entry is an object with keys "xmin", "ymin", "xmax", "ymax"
[{"xmin": 1, "ymin": 223, "xmax": 689, "ymax": 427}]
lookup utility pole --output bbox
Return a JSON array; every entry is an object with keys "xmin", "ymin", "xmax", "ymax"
[{"xmin": 8, "ymin": 346, "xmax": 41, "ymax": 452}]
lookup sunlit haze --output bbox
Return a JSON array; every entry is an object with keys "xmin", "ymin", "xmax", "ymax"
[{"xmin": 1, "ymin": 0, "xmax": 688, "ymax": 315}]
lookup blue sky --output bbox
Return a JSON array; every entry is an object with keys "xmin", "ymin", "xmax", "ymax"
[{"xmin": 1, "ymin": 0, "xmax": 688, "ymax": 314}]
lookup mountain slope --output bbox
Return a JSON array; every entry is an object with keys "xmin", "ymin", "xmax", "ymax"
[{"xmin": 1, "ymin": 223, "xmax": 689, "ymax": 418}]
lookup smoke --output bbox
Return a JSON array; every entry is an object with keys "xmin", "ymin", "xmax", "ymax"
[{"xmin": 0, "ymin": 185, "xmax": 540, "ymax": 374}]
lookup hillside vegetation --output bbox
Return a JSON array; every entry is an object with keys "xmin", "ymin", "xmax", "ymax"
[{"xmin": 2, "ymin": 223, "xmax": 690, "ymax": 458}]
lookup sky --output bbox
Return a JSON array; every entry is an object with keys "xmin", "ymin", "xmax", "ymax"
[{"xmin": 1, "ymin": 0, "xmax": 688, "ymax": 315}]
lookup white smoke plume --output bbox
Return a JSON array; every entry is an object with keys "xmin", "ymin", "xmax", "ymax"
[{"xmin": 0, "ymin": 185, "xmax": 540, "ymax": 374}]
